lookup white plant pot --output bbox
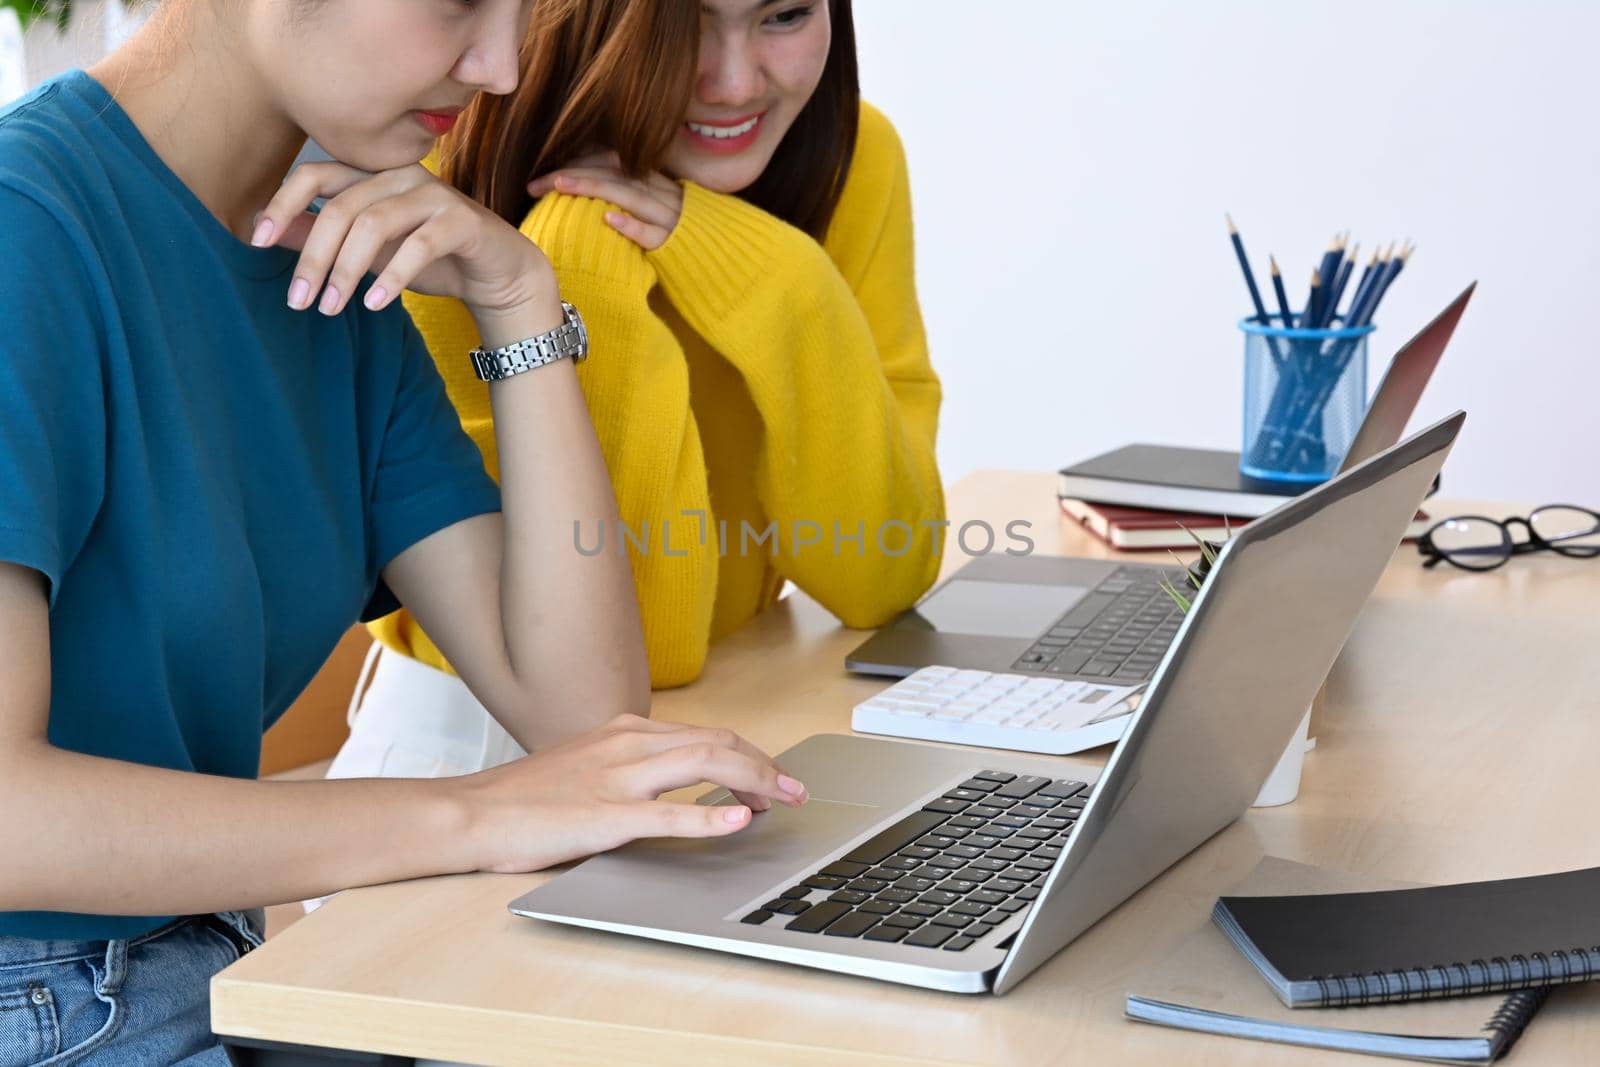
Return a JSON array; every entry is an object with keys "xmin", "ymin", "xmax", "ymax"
[{"xmin": 1252, "ymin": 708, "xmax": 1313, "ymax": 807}]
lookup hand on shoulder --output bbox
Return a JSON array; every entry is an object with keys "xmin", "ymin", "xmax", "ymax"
[{"xmin": 527, "ymin": 150, "xmax": 685, "ymax": 252}]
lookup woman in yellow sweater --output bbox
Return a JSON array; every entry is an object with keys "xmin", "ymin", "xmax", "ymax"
[{"xmin": 330, "ymin": 0, "xmax": 944, "ymax": 779}]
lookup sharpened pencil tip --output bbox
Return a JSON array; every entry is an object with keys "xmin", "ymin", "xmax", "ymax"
[
  {"xmin": 1225, "ymin": 213, "xmax": 1237, "ymax": 233},
  {"xmin": 1269, "ymin": 254, "xmax": 1281, "ymax": 274}
]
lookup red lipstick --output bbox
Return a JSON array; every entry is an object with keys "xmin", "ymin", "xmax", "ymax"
[{"xmin": 413, "ymin": 109, "xmax": 462, "ymax": 136}]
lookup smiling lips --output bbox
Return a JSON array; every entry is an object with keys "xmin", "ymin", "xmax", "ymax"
[
  {"xmin": 683, "ymin": 112, "xmax": 765, "ymax": 155},
  {"xmin": 413, "ymin": 109, "xmax": 462, "ymax": 136}
]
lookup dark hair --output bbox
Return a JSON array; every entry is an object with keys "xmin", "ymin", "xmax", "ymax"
[{"xmin": 441, "ymin": 0, "xmax": 860, "ymax": 241}]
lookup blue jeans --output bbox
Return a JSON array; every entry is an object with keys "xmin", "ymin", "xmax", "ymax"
[{"xmin": 0, "ymin": 910, "xmax": 263, "ymax": 1066}]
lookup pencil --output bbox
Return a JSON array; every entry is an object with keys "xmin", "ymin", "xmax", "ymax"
[
  {"xmin": 1225, "ymin": 214, "xmax": 1272, "ymax": 325},
  {"xmin": 1347, "ymin": 247, "xmax": 1380, "ymax": 323},
  {"xmin": 1313, "ymin": 235, "xmax": 1342, "ymax": 326},
  {"xmin": 1325, "ymin": 244, "xmax": 1358, "ymax": 326},
  {"xmin": 1304, "ymin": 268, "xmax": 1323, "ymax": 329},
  {"xmin": 1347, "ymin": 244, "xmax": 1391, "ymax": 327},
  {"xmin": 1269, "ymin": 254, "xmax": 1294, "ymax": 329},
  {"xmin": 1355, "ymin": 243, "xmax": 1410, "ymax": 327}
]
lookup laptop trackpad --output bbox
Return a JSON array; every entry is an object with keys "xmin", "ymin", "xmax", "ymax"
[
  {"xmin": 914, "ymin": 579, "xmax": 1089, "ymax": 639},
  {"xmin": 583, "ymin": 797, "xmax": 885, "ymax": 911}
]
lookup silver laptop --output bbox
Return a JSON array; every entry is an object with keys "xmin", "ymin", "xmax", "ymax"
[
  {"xmin": 844, "ymin": 284, "xmax": 1475, "ymax": 683},
  {"xmin": 510, "ymin": 412, "xmax": 1463, "ymax": 994}
]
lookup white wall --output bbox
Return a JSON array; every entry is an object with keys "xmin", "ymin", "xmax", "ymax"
[
  {"xmin": 857, "ymin": 0, "xmax": 1600, "ymax": 505},
  {"xmin": 18, "ymin": 0, "xmax": 130, "ymax": 85}
]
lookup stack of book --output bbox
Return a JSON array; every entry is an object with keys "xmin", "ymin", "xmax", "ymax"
[{"xmin": 1057, "ymin": 444, "xmax": 1429, "ymax": 551}]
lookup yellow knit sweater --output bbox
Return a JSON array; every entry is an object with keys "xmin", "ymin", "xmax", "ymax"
[{"xmin": 369, "ymin": 102, "xmax": 944, "ymax": 688}]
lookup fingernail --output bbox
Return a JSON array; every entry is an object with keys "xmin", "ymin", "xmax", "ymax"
[
  {"xmin": 250, "ymin": 217, "xmax": 274, "ymax": 247},
  {"xmin": 287, "ymin": 278, "xmax": 311, "ymax": 309},
  {"xmin": 777, "ymin": 774, "xmax": 806, "ymax": 798},
  {"xmin": 723, "ymin": 806, "xmax": 750, "ymax": 825},
  {"xmin": 364, "ymin": 285, "xmax": 388, "ymax": 311},
  {"xmin": 555, "ymin": 175, "xmax": 574, "ymax": 189},
  {"xmin": 318, "ymin": 285, "xmax": 341, "ymax": 315}
]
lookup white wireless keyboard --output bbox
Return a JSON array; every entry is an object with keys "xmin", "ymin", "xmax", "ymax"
[{"xmin": 852, "ymin": 666, "xmax": 1143, "ymax": 756}]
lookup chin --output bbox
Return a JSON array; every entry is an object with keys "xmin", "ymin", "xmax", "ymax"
[
  {"xmin": 692, "ymin": 173, "xmax": 757, "ymax": 195},
  {"xmin": 307, "ymin": 130, "xmax": 431, "ymax": 174},
  {"xmin": 674, "ymin": 158, "xmax": 768, "ymax": 195},
  {"xmin": 666, "ymin": 136, "xmax": 780, "ymax": 195}
]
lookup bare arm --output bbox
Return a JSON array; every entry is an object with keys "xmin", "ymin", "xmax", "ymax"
[
  {"xmin": 258, "ymin": 163, "xmax": 649, "ymax": 752},
  {"xmin": 0, "ymin": 562, "xmax": 468, "ymax": 914},
  {"xmin": 0, "ymin": 558, "xmax": 798, "ymax": 916},
  {"xmin": 378, "ymin": 335, "xmax": 650, "ymax": 752}
]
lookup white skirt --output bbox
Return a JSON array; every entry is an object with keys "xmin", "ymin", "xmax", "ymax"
[
  {"xmin": 307, "ymin": 647, "xmax": 523, "ymax": 912},
  {"xmin": 325, "ymin": 644, "xmax": 528, "ymax": 781}
]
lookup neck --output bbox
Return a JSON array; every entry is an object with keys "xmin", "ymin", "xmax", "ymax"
[{"xmin": 89, "ymin": 3, "xmax": 308, "ymax": 241}]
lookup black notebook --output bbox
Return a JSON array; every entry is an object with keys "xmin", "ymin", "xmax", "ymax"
[
  {"xmin": 1127, "ymin": 859, "xmax": 1548, "ymax": 1065},
  {"xmin": 1215, "ymin": 863, "xmax": 1600, "ymax": 1008},
  {"xmin": 1057, "ymin": 444, "xmax": 1300, "ymax": 518}
]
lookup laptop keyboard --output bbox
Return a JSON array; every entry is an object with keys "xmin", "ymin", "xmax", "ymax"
[
  {"xmin": 738, "ymin": 771, "xmax": 1088, "ymax": 951},
  {"xmin": 1010, "ymin": 567, "xmax": 1189, "ymax": 682}
]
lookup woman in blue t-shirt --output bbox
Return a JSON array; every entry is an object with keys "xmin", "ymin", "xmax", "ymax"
[{"xmin": 0, "ymin": 0, "xmax": 808, "ymax": 1061}]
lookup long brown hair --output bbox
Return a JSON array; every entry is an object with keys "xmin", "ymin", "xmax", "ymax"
[{"xmin": 441, "ymin": 0, "xmax": 860, "ymax": 241}]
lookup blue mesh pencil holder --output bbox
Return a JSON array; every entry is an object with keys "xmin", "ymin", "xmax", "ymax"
[{"xmin": 1240, "ymin": 314, "xmax": 1372, "ymax": 484}]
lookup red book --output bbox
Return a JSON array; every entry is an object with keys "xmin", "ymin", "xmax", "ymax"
[{"xmin": 1059, "ymin": 497, "xmax": 1429, "ymax": 551}]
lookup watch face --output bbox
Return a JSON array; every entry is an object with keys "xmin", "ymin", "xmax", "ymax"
[{"xmin": 564, "ymin": 302, "xmax": 590, "ymax": 359}]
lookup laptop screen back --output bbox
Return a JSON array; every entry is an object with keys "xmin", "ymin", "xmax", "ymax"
[
  {"xmin": 1339, "ymin": 283, "xmax": 1474, "ymax": 473},
  {"xmin": 994, "ymin": 412, "xmax": 1464, "ymax": 993}
]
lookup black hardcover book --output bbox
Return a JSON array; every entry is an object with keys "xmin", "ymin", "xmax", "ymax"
[
  {"xmin": 1215, "ymin": 864, "xmax": 1600, "ymax": 1007},
  {"xmin": 1057, "ymin": 444, "xmax": 1304, "ymax": 518}
]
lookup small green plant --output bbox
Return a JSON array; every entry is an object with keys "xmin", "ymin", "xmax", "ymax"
[
  {"xmin": 1158, "ymin": 520, "xmax": 1232, "ymax": 613},
  {"xmin": 3, "ymin": 0, "xmax": 72, "ymax": 34}
]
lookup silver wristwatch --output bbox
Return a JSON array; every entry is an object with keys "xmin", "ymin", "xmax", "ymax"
[{"xmin": 470, "ymin": 302, "xmax": 589, "ymax": 381}]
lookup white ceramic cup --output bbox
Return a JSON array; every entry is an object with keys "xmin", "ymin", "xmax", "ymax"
[{"xmin": 1252, "ymin": 708, "xmax": 1313, "ymax": 807}]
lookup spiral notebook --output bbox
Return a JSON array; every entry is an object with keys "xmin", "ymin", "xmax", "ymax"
[
  {"xmin": 1127, "ymin": 858, "xmax": 1548, "ymax": 1065},
  {"xmin": 1214, "ymin": 862, "xmax": 1600, "ymax": 1008}
]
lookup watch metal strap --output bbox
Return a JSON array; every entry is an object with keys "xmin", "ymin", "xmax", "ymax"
[{"xmin": 470, "ymin": 302, "xmax": 587, "ymax": 381}]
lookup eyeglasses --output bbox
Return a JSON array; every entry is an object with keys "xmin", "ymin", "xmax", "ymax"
[{"xmin": 1417, "ymin": 505, "xmax": 1600, "ymax": 572}]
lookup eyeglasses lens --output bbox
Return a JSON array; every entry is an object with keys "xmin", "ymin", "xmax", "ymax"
[
  {"xmin": 1530, "ymin": 507, "xmax": 1600, "ymax": 556},
  {"xmin": 1431, "ymin": 517, "xmax": 1509, "ymax": 569}
]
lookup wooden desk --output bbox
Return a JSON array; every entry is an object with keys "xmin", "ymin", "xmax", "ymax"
[{"xmin": 213, "ymin": 472, "xmax": 1600, "ymax": 1066}]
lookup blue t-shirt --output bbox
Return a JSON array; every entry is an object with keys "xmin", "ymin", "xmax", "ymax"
[{"xmin": 0, "ymin": 72, "xmax": 501, "ymax": 941}]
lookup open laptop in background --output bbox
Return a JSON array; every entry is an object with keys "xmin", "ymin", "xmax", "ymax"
[
  {"xmin": 844, "ymin": 284, "xmax": 1475, "ymax": 683},
  {"xmin": 510, "ymin": 414, "xmax": 1465, "ymax": 994}
]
